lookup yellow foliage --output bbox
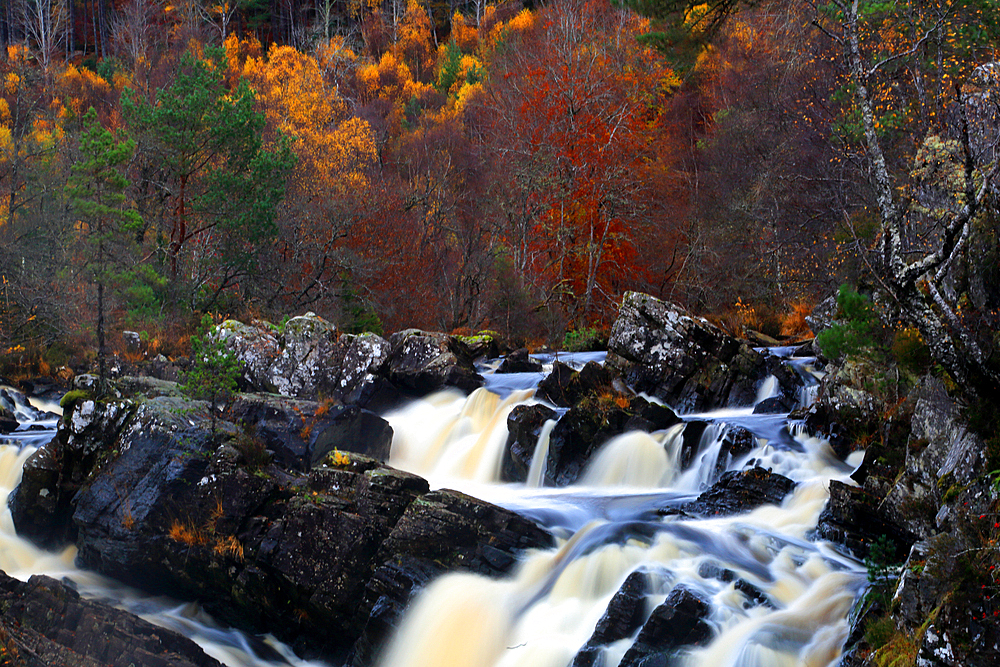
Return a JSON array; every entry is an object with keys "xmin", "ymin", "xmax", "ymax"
[
  {"xmin": 356, "ymin": 51, "xmax": 415, "ymax": 104},
  {"xmin": 6, "ymin": 45, "xmax": 27, "ymax": 64},
  {"xmin": 393, "ymin": 0, "xmax": 436, "ymax": 82},
  {"xmin": 241, "ymin": 44, "xmax": 376, "ymax": 195},
  {"xmin": 328, "ymin": 449, "xmax": 350, "ymax": 466},
  {"xmin": 451, "ymin": 12, "xmax": 478, "ymax": 53},
  {"xmin": 5, "ymin": 73, "xmax": 20, "ymax": 95},
  {"xmin": 0, "ymin": 99, "xmax": 9, "ymax": 124},
  {"xmin": 0, "ymin": 126, "xmax": 13, "ymax": 154},
  {"xmin": 224, "ymin": 33, "xmax": 262, "ymax": 73},
  {"xmin": 455, "ymin": 81, "xmax": 484, "ymax": 113},
  {"xmin": 316, "ymin": 36, "xmax": 358, "ymax": 82}
]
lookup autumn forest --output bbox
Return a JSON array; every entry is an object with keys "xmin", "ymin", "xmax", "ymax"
[{"xmin": 1, "ymin": 0, "xmax": 998, "ymax": 365}]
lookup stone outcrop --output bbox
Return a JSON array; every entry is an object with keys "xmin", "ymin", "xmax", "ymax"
[
  {"xmin": 215, "ymin": 316, "xmax": 480, "ymax": 407},
  {"xmin": 383, "ymin": 329, "xmax": 483, "ymax": 395},
  {"xmin": 679, "ymin": 466, "xmax": 797, "ymax": 517},
  {"xmin": 607, "ymin": 292, "xmax": 802, "ymax": 412},
  {"xmin": 0, "ymin": 571, "xmax": 221, "ymax": 667},
  {"xmin": 618, "ymin": 584, "xmax": 713, "ymax": 666},
  {"xmin": 8, "ymin": 395, "xmax": 551, "ymax": 665}
]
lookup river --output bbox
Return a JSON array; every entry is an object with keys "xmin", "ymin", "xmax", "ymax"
[{"xmin": 1, "ymin": 348, "xmax": 866, "ymax": 667}]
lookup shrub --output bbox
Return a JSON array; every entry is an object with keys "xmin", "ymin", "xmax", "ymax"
[
  {"xmin": 182, "ymin": 315, "xmax": 241, "ymax": 436},
  {"xmin": 816, "ymin": 284, "xmax": 881, "ymax": 359},
  {"xmin": 562, "ymin": 327, "xmax": 602, "ymax": 352},
  {"xmin": 891, "ymin": 327, "xmax": 931, "ymax": 375}
]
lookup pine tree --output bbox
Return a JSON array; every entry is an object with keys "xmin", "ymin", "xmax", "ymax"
[{"xmin": 66, "ymin": 108, "xmax": 143, "ymax": 396}]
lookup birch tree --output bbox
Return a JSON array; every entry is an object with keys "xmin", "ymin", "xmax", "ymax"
[{"xmin": 817, "ymin": 0, "xmax": 1000, "ymax": 395}]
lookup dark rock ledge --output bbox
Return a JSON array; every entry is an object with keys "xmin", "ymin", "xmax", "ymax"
[
  {"xmin": 0, "ymin": 570, "xmax": 221, "ymax": 667},
  {"xmin": 7, "ymin": 393, "xmax": 553, "ymax": 665}
]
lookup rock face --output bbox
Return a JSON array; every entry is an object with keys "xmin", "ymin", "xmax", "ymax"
[
  {"xmin": 215, "ymin": 316, "xmax": 480, "ymax": 406},
  {"xmin": 0, "ymin": 571, "xmax": 222, "ymax": 667},
  {"xmin": 229, "ymin": 392, "xmax": 394, "ymax": 471},
  {"xmin": 8, "ymin": 396, "xmax": 551, "ymax": 664},
  {"xmin": 618, "ymin": 585, "xmax": 713, "ymax": 666},
  {"xmin": 607, "ymin": 292, "xmax": 802, "ymax": 412},
  {"xmin": 384, "ymin": 329, "xmax": 483, "ymax": 395}
]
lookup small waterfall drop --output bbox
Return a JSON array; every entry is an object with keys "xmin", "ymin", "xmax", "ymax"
[
  {"xmin": 376, "ymin": 351, "xmax": 866, "ymax": 667},
  {"xmin": 0, "ymin": 386, "xmax": 331, "ymax": 667}
]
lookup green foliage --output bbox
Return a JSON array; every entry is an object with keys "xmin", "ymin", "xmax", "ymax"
[
  {"xmin": 66, "ymin": 108, "xmax": 143, "ymax": 393},
  {"xmin": 122, "ymin": 48, "xmax": 295, "ymax": 289},
  {"xmin": 864, "ymin": 535, "xmax": 901, "ymax": 609},
  {"xmin": 59, "ymin": 389, "xmax": 92, "ymax": 409},
  {"xmin": 892, "ymin": 327, "xmax": 931, "ymax": 375},
  {"xmin": 121, "ymin": 264, "xmax": 169, "ymax": 324},
  {"xmin": 436, "ymin": 40, "xmax": 463, "ymax": 94},
  {"xmin": 562, "ymin": 327, "xmax": 602, "ymax": 352},
  {"xmin": 183, "ymin": 315, "xmax": 241, "ymax": 436},
  {"xmin": 339, "ymin": 276, "xmax": 383, "ymax": 335},
  {"xmin": 816, "ymin": 284, "xmax": 881, "ymax": 359}
]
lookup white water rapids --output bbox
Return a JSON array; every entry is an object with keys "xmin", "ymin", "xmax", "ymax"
[{"xmin": 2, "ymin": 348, "xmax": 867, "ymax": 667}]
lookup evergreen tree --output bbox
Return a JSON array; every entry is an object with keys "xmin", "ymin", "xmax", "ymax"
[
  {"xmin": 122, "ymin": 48, "xmax": 295, "ymax": 306},
  {"xmin": 183, "ymin": 315, "xmax": 241, "ymax": 438},
  {"xmin": 66, "ymin": 108, "xmax": 143, "ymax": 395}
]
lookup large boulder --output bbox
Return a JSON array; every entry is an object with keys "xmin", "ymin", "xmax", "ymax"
[
  {"xmin": 9, "ymin": 396, "xmax": 551, "ymax": 665},
  {"xmin": 0, "ymin": 571, "xmax": 222, "ymax": 667},
  {"xmin": 680, "ymin": 466, "xmax": 797, "ymax": 517},
  {"xmin": 268, "ymin": 313, "xmax": 341, "ymax": 398},
  {"xmin": 214, "ymin": 319, "xmax": 282, "ymax": 392},
  {"xmin": 572, "ymin": 571, "xmax": 650, "ymax": 667},
  {"xmin": 607, "ymin": 292, "xmax": 802, "ymax": 412},
  {"xmin": 229, "ymin": 392, "xmax": 393, "ymax": 471},
  {"xmin": 383, "ymin": 330, "xmax": 483, "ymax": 395},
  {"xmin": 618, "ymin": 584, "xmax": 714, "ymax": 666}
]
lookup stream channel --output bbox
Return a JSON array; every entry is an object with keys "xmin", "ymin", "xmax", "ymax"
[{"xmin": 2, "ymin": 349, "xmax": 867, "ymax": 667}]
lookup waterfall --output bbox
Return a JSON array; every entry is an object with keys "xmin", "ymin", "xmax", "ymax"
[
  {"xmin": 0, "ymin": 386, "xmax": 331, "ymax": 667},
  {"xmin": 2, "ymin": 345, "xmax": 866, "ymax": 667},
  {"xmin": 376, "ymin": 351, "xmax": 866, "ymax": 667}
]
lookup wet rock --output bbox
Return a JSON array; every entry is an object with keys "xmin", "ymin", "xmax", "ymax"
[
  {"xmin": 384, "ymin": 330, "xmax": 483, "ymax": 395},
  {"xmin": 715, "ymin": 426, "xmax": 755, "ymax": 476},
  {"xmin": 0, "ymin": 571, "xmax": 222, "ymax": 667},
  {"xmin": 815, "ymin": 481, "xmax": 916, "ymax": 561},
  {"xmin": 607, "ymin": 292, "xmax": 802, "ymax": 412},
  {"xmin": 9, "ymin": 398, "xmax": 139, "ymax": 549},
  {"xmin": 572, "ymin": 571, "xmax": 650, "ymax": 667},
  {"xmin": 619, "ymin": 584, "xmax": 713, "ymax": 666},
  {"xmin": 0, "ymin": 403, "xmax": 17, "ymax": 432},
  {"xmin": 697, "ymin": 561, "xmax": 773, "ymax": 609},
  {"xmin": 502, "ymin": 403, "xmax": 557, "ymax": 482},
  {"xmin": 10, "ymin": 396, "xmax": 549, "ymax": 665},
  {"xmin": 536, "ymin": 361, "xmax": 612, "ymax": 408},
  {"xmin": 497, "ymin": 348, "xmax": 543, "ymax": 374},
  {"xmin": 681, "ymin": 466, "xmax": 796, "ymax": 517},
  {"xmin": 269, "ymin": 313, "xmax": 340, "ymax": 398},
  {"xmin": 545, "ymin": 398, "xmax": 632, "ymax": 486}
]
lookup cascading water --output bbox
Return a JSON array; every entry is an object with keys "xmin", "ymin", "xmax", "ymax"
[
  {"xmin": 0, "ymin": 385, "xmax": 330, "ymax": 667},
  {"xmin": 379, "ymin": 350, "xmax": 866, "ymax": 667},
  {"xmin": 2, "ymin": 345, "xmax": 864, "ymax": 667}
]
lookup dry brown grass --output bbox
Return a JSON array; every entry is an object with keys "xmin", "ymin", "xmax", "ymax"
[{"xmin": 168, "ymin": 520, "xmax": 207, "ymax": 546}]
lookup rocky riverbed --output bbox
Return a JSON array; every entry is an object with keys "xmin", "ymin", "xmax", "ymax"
[{"xmin": 3, "ymin": 292, "xmax": 998, "ymax": 667}]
